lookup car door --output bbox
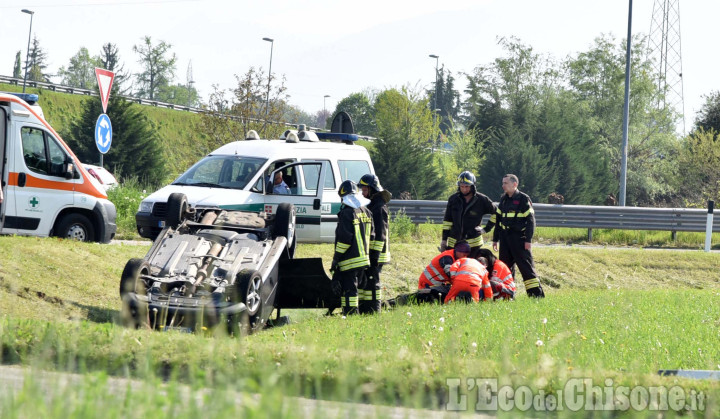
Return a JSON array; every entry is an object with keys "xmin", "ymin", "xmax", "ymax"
[
  {"xmin": 11, "ymin": 125, "xmax": 76, "ymax": 236},
  {"xmin": 263, "ymin": 161, "xmax": 325, "ymax": 243}
]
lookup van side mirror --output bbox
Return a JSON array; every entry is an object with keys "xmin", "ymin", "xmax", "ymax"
[{"xmin": 64, "ymin": 162, "xmax": 74, "ymax": 180}]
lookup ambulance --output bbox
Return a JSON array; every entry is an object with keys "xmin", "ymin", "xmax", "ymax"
[
  {"xmin": 0, "ymin": 92, "xmax": 117, "ymax": 242},
  {"xmin": 135, "ymin": 127, "xmax": 375, "ymax": 243}
]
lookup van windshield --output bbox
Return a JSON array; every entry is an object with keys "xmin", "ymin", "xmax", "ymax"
[{"xmin": 172, "ymin": 155, "xmax": 267, "ymax": 189}]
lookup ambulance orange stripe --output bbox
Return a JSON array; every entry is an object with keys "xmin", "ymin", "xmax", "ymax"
[
  {"xmin": 7, "ymin": 172, "xmax": 107, "ymax": 199},
  {"xmin": 3, "ymin": 94, "xmax": 108, "ymax": 200}
]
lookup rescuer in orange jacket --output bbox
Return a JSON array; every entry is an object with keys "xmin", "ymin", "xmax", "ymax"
[
  {"xmin": 445, "ymin": 257, "xmax": 492, "ymax": 303},
  {"xmin": 476, "ymin": 248, "xmax": 516, "ymax": 300},
  {"xmin": 417, "ymin": 242, "xmax": 471, "ymax": 289}
]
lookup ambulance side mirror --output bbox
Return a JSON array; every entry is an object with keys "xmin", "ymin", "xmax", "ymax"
[{"xmin": 64, "ymin": 162, "xmax": 74, "ymax": 180}]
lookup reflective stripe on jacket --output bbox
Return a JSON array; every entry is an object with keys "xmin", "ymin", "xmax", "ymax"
[
  {"xmin": 449, "ymin": 257, "xmax": 492, "ymax": 300},
  {"xmin": 442, "ymin": 191, "xmax": 497, "ymax": 247},
  {"xmin": 334, "ymin": 205, "xmax": 375, "ymax": 271}
]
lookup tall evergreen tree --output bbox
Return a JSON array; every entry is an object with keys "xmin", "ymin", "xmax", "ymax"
[
  {"xmin": 372, "ymin": 87, "xmax": 443, "ymax": 200},
  {"xmin": 26, "ymin": 36, "xmax": 51, "ymax": 82},
  {"xmin": 13, "ymin": 51, "xmax": 22, "ymax": 78},
  {"xmin": 65, "ymin": 87, "xmax": 166, "ymax": 186},
  {"xmin": 99, "ymin": 43, "xmax": 130, "ymax": 93},
  {"xmin": 427, "ymin": 65, "xmax": 461, "ymax": 135},
  {"xmin": 693, "ymin": 91, "xmax": 720, "ymax": 136}
]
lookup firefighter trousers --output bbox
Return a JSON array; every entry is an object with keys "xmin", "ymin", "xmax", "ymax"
[
  {"xmin": 498, "ymin": 232, "xmax": 545, "ymax": 298},
  {"xmin": 337, "ymin": 269, "xmax": 361, "ymax": 315},
  {"xmin": 359, "ymin": 265, "xmax": 382, "ymax": 314}
]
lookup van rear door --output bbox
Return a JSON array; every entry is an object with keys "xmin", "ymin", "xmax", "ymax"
[
  {"xmin": 0, "ymin": 105, "xmax": 6, "ymax": 231},
  {"xmin": 264, "ymin": 161, "xmax": 325, "ymax": 243}
]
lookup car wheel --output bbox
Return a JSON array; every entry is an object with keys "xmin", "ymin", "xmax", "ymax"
[
  {"xmin": 273, "ymin": 203, "xmax": 296, "ymax": 259},
  {"xmin": 119, "ymin": 258, "xmax": 150, "ymax": 329},
  {"xmin": 56, "ymin": 213, "xmax": 95, "ymax": 242},
  {"xmin": 166, "ymin": 193, "xmax": 188, "ymax": 229},
  {"xmin": 228, "ymin": 270, "xmax": 264, "ymax": 335}
]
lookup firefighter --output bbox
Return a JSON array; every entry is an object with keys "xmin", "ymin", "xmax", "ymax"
[
  {"xmin": 476, "ymin": 248, "xmax": 516, "ymax": 300},
  {"xmin": 358, "ymin": 174, "xmax": 391, "ymax": 314},
  {"xmin": 492, "ymin": 174, "xmax": 545, "ymax": 298},
  {"xmin": 331, "ymin": 180, "xmax": 375, "ymax": 315},
  {"xmin": 445, "ymin": 256, "xmax": 492, "ymax": 303},
  {"xmin": 441, "ymin": 171, "xmax": 497, "ymax": 257},
  {"xmin": 417, "ymin": 242, "xmax": 471, "ymax": 289}
]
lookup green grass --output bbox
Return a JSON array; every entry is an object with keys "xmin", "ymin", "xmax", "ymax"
[{"xmin": 1, "ymin": 235, "xmax": 719, "ymax": 416}]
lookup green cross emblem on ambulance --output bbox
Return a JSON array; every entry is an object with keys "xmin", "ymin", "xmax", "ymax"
[{"xmin": 29, "ymin": 197, "xmax": 39, "ymax": 208}]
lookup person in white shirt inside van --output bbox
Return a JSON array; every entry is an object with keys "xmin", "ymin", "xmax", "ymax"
[{"xmin": 272, "ymin": 171, "xmax": 290, "ymax": 195}]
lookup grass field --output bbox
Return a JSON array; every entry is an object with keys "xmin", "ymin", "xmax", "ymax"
[{"xmin": 1, "ymin": 234, "xmax": 718, "ymax": 417}]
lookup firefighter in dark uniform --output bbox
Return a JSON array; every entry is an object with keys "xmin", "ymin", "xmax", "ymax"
[
  {"xmin": 441, "ymin": 171, "xmax": 497, "ymax": 257},
  {"xmin": 331, "ymin": 180, "xmax": 375, "ymax": 315},
  {"xmin": 358, "ymin": 174, "xmax": 391, "ymax": 314},
  {"xmin": 492, "ymin": 174, "xmax": 545, "ymax": 298}
]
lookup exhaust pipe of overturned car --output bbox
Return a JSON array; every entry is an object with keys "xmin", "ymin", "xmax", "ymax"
[{"xmin": 186, "ymin": 242, "xmax": 223, "ymax": 296}]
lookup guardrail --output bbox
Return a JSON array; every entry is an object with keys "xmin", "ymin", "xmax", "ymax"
[{"xmin": 387, "ymin": 200, "xmax": 720, "ymax": 239}]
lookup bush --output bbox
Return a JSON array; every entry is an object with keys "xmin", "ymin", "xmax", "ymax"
[{"xmin": 106, "ymin": 178, "xmax": 147, "ymax": 240}]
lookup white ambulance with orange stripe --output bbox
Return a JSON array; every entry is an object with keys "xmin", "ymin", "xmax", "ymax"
[{"xmin": 0, "ymin": 92, "xmax": 117, "ymax": 242}]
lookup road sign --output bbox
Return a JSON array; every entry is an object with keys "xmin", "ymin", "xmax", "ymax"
[
  {"xmin": 95, "ymin": 114, "xmax": 112, "ymax": 154},
  {"xmin": 95, "ymin": 68, "xmax": 115, "ymax": 114}
]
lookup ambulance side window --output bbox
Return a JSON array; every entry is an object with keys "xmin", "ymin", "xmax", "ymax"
[
  {"xmin": 21, "ymin": 127, "xmax": 70, "ymax": 177},
  {"xmin": 21, "ymin": 127, "xmax": 48, "ymax": 175}
]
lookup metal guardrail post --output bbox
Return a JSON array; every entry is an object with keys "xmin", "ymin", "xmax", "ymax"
[
  {"xmin": 588, "ymin": 228, "xmax": 593, "ymax": 241},
  {"xmin": 705, "ymin": 200, "xmax": 714, "ymax": 252}
]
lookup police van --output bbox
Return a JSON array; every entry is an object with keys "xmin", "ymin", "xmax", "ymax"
[
  {"xmin": 135, "ymin": 127, "xmax": 375, "ymax": 243},
  {"xmin": 0, "ymin": 92, "xmax": 117, "ymax": 242}
]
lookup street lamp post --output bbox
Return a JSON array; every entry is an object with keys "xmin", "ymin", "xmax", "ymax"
[
  {"xmin": 21, "ymin": 9, "xmax": 35, "ymax": 93},
  {"xmin": 262, "ymin": 37, "xmax": 274, "ymax": 119},
  {"xmin": 619, "ymin": 0, "xmax": 632, "ymax": 206},
  {"xmin": 428, "ymin": 54, "xmax": 439, "ymax": 113}
]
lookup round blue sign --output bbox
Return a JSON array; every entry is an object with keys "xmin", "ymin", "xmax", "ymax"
[{"xmin": 95, "ymin": 113, "xmax": 113, "ymax": 154}]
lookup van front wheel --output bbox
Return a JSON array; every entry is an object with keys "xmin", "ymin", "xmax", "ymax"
[{"xmin": 56, "ymin": 214, "xmax": 95, "ymax": 242}]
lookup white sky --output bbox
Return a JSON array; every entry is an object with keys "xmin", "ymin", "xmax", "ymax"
[{"xmin": 1, "ymin": 0, "xmax": 717, "ymax": 130}]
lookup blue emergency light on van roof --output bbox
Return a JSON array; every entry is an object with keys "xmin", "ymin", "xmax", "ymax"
[
  {"xmin": 316, "ymin": 132, "xmax": 359, "ymax": 142},
  {"xmin": 8, "ymin": 93, "xmax": 39, "ymax": 105}
]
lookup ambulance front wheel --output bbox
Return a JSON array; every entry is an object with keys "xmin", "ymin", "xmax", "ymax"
[{"xmin": 56, "ymin": 213, "xmax": 95, "ymax": 242}]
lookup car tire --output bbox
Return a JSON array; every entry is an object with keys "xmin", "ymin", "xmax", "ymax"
[
  {"xmin": 273, "ymin": 203, "xmax": 296, "ymax": 259},
  {"xmin": 56, "ymin": 213, "xmax": 95, "ymax": 242},
  {"xmin": 166, "ymin": 193, "xmax": 188, "ymax": 229},
  {"xmin": 119, "ymin": 258, "xmax": 150, "ymax": 329},
  {"xmin": 228, "ymin": 270, "xmax": 264, "ymax": 335}
]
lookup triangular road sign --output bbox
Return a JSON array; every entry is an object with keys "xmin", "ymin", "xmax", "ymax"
[{"xmin": 95, "ymin": 68, "xmax": 115, "ymax": 114}]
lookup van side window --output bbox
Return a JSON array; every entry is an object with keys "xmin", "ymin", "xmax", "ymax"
[
  {"xmin": 21, "ymin": 127, "xmax": 70, "ymax": 177},
  {"xmin": 338, "ymin": 160, "xmax": 371, "ymax": 183}
]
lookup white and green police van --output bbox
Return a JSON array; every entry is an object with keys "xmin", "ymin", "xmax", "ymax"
[{"xmin": 135, "ymin": 128, "xmax": 374, "ymax": 243}]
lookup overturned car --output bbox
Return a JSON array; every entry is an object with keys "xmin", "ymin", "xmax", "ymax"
[{"xmin": 119, "ymin": 193, "xmax": 338, "ymax": 334}]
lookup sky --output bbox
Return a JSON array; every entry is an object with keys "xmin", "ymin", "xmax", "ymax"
[{"xmin": 1, "ymin": 0, "xmax": 718, "ymax": 131}]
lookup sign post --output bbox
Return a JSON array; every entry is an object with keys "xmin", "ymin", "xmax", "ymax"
[{"xmin": 94, "ymin": 68, "xmax": 115, "ymax": 166}]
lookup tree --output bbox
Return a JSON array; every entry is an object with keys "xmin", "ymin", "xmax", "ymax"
[
  {"xmin": 427, "ymin": 65, "xmax": 461, "ymax": 135},
  {"xmin": 57, "ymin": 47, "xmax": 100, "ymax": 89},
  {"xmin": 330, "ymin": 92, "xmax": 376, "ymax": 136},
  {"xmin": 99, "ymin": 43, "xmax": 130, "ymax": 93},
  {"xmin": 13, "ymin": 51, "xmax": 22, "ymax": 78},
  {"xmin": 670, "ymin": 129, "xmax": 720, "ymax": 206},
  {"xmin": 693, "ymin": 91, "xmax": 720, "ymax": 135},
  {"xmin": 65, "ymin": 86, "xmax": 166, "ymax": 186},
  {"xmin": 198, "ymin": 67, "xmax": 289, "ymax": 150},
  {"xmin": 133, "ymin": 36, "xmax": 177, "ymax": 100},
  {"xmin": 26, "ymin": 36, "xmax": 51, "ymax": 82},
  {"xmin": 156, "ymin": 83, "xmax": 199, "ymax": 107},
  {"xmin": 566, "ymin": 34, "xmax": 678, "ymax": 205},
  {"xmin": 371, "ymin": 87, "xmax": 443, "ymax": 200}
]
